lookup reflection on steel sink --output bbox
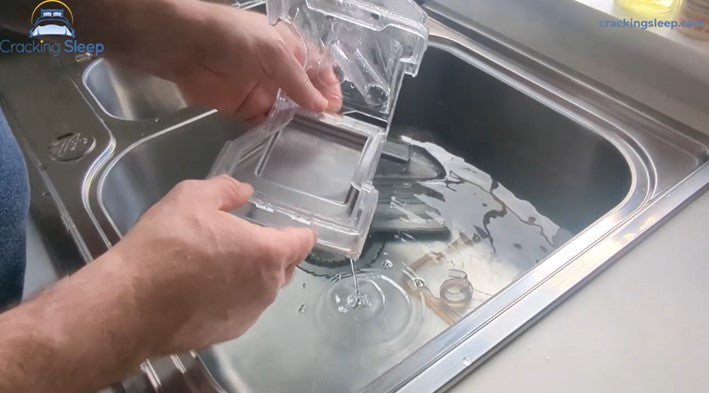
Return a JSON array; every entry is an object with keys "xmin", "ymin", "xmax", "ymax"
[
  {"xmin": 1, "ymin": 10, "xmax": 708, "ymax": 393},
  {"xmin": 83, "ymin": 59, "xmax": 188, "ymax": 121}
]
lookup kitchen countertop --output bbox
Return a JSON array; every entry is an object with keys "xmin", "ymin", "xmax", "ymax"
[{"xmin": 450, "ymin": 188, "xmax": 709, "ymax": 392}]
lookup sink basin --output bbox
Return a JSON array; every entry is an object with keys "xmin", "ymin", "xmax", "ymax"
[
  {"xmin": 390, "ymin": 46, "xmax": 631, "ymax": 234},
  {"xmin": 2, "ymin": 8, "xmax": 707, "ymax": 393},
  {"xmin": 83, "ymin": 59, "xmax": 188, "ymax": 121},
  {"xmin": 95, "ymin": 25, "xmax": 638, "ymax": 393}
]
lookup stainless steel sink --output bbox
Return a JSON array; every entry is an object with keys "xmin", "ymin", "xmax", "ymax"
[
  {"xmin": 1, "ymin": 6, "xmax": 708, "ymax": 393},
  {"xmin": 83, "ymin": 59, "xmax": 188, "ymax": 121},
  {"xmin": 96, "ymin": 41, "xmax": 636, "ymax": 393},
  {"xmin": 100, "ymin": 43, "xmax": 631, "ymax": 237}
]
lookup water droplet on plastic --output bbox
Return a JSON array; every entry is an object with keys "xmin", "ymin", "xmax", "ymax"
[
  {"xmin": 382, "ymin": 259, "xmax": 394, "ymax": 270},
  {"xmin": 462, "ymin": 357, "xmax": 472, "ymax": 366},
  {"xmin": 298, "ymin": 304, "xmax": 307, "ymax": 314},
  {"xmin": 414, "ymin": 278, "xmax": 426, "ymax": 288}
]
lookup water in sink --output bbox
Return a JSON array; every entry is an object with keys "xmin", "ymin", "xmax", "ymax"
[{"xmin": 200, "ymin": 134, "xmax": 572, "ymax": 393}]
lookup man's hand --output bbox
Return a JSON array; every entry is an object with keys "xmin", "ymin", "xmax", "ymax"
[
  {"xmin": 113, "ymin": 175, "xmax": 316, "ymax": 353},
  {"xmin": 0, "ymin": 176, "xmax": 316, "ymax": 393},
  {"xmin": 75, "ymin": 0, "xmax": 342, "ymax": 123}
]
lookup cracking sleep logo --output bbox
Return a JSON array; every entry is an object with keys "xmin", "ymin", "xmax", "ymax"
[
  {"xmin": 0, "ymin": 0, "xmax": 104, "ymax": 57},
  {"xmin": 29, "ymin": 1, "xmax": 75, "ymax": 38}
]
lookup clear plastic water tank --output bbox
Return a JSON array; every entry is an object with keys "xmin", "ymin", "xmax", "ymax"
[{"xmin": 209, "ymin": 0, "xmax": 428, "ymax": 258}]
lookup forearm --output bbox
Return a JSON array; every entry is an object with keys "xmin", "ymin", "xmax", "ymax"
[
  {"xmin": 0, "ymin": 251, "xmax": 151, "ymax": 393},
  {"xmin": 71, "ymin": 0, "xmax": 214, "ymax": 79}
]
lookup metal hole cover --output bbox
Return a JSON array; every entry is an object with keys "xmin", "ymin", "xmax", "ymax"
[{"xmin": 48, "ymin": 131, "xmax": 96, "ymax": 162}]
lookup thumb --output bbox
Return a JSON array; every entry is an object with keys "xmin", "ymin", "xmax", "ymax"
[
  {"xmin": 204, "ymin": 175, "xmax": 254, "ymax": 211},
  {"xmin": 253, "ymin": 226, "xmax": 317, "ymax": 267},
  {"xmin": 278, "ymin": 227, "xmax": 317, "ymax": 266}
]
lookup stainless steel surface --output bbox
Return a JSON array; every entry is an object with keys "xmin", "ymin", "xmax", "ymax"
[
  {"xmin": 83, "ymin": 59, "xmax": 188, "ymax": 121},
  {"xmin": 1, "ymin": 6, "xmax": 708, "ymax": 393},
  {"xmin": 122, "ymin": 39, "xmax": 634, "ymax": 392},
  {"xmin": 428, "ymin": 0, "xmax": 709, "ymax": 137}
]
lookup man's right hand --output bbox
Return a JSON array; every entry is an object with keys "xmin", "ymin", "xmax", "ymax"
[
  {"xmin": 0, "ymin": 176, "xmax": 316, "ymax": 393},
  {"xmin": 109, "ymin": 175, "xmax": 316, "ymax": 354}
]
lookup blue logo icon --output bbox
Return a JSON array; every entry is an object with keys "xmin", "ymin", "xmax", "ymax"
[{"xmin": 29, "ymin": 1, "xmax": 75, "ymax": 38}]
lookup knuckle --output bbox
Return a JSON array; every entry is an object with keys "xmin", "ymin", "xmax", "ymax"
[
  {"xmin": 255, "ymin": 37, "xmax": 288, "ymax": 79},
  {"xmin": 269, "ymin": 41, "xmax": 293, "ymax": 76},
  {"xmin": 263, "ymin": 246, "xmax": 286, "ymax": 270},
  {"xmin": 255, "ymin": 268, "xmax": 282, "ymax": 303},
  {"xmin": 172, "ymin": 179, "xmax": 199, "ymax": 196},
  {"xmin": 263, "ymin": 285, "xmax": 280, "ymax": 304},
  {"xmin": 271, "ymin": 38, "xmax": 291, "ymax": 59},
  {"xmin": 255, "ymin": 231, "xmax": 285, "ymax": 262}
]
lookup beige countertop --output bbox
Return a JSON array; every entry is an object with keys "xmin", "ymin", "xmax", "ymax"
[{"xmin": 451, "ymin": 189, "xmax": 709, "ymax": 392}]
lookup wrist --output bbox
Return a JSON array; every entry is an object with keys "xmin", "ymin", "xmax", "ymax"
[
  {"xmin": 86, "ymin": 248, "xmax": 160, "ymax": 361},
  {"xmin": 0, "ymin": 250, "xmax": 152, "ymax": 392}
]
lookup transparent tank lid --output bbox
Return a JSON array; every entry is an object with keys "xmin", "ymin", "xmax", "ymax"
[
  {"xmin": 209, "ymin": 0, "xmax": 428, "ymax": 258},
  {"xmin": 268, "ymin": 0, "xmax": 428, "ymax": 121}
]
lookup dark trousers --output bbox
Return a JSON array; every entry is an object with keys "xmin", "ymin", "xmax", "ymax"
[{"xmin": 0, "ymin": 108, "xmax": 28, "ymax": 310}]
